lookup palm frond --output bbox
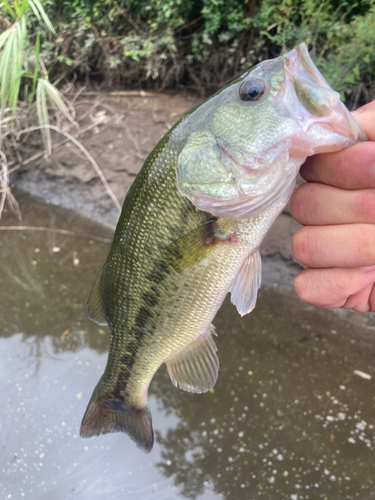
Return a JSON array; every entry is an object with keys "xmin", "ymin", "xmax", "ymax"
[
  {"xmin": 0, "ymin": 18, "xmax": 26, "ymax": 113},
  {"xmin": 36, "ymin": 78, "xmax": 51, "ymax": 154},
  {"xmin": 0, "ymin": 25, "xmax": 16, "ymax": 109},
  {"xmin": 29, "ymin": 32, "xmax": 40, "ymax": 102},
  {"xmin": 1, "ymin": 0, "xmax": 16, "ymax": 18},
  {"xmin": 39, "ymin": 79, "xmax": 76, "ymax": 124},
  {"xmin": 36, "ymin": 78, "xmax": 77, "ymax": 154},
  {"xmin": 29, "ymin": 0, "xmax": 56, "ymax": 34},
  {"xmin": 0, "ymin": 27, "xmax": 12, "ymax": 50},
  {"xmin": 9, "ymin": 19, "xmax": 26, "ymax": 110}
]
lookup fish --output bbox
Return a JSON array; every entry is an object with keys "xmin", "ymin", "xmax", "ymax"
[{"xmin": 80, "ymin": 43, "xmax": 366, "ymax": 453}]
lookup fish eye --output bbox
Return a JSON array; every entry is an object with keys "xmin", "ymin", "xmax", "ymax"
[{"xmin": 239, "ymin": 79, "xmax": 266, "ymax": 102}]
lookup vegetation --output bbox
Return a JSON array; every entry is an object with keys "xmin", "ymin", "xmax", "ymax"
[
  {"xmin": 0, "ymin": 0, "xmax": 374, "ymax": 217},
  {"xmin": 1, "ymin": 0, "xmax": 374, "ymax": 111},
  {"xmin": 9, "ymin": 0, "xmax": 372, "ymax": 106},
  {"xmin": 0, "ymin": 0, "xmax": 75, "ymax": 150}
]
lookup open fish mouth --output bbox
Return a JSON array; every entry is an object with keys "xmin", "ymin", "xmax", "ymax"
[{"xmin": 283, "ymin": 43, "xmax": 367, "ymax": 145}]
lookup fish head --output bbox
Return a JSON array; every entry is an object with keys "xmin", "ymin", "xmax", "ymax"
[{"xmin": 176, "ymin": 43, "xmax": 367, "ymax": 218}]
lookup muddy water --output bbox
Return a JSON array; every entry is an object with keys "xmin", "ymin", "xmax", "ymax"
[{"xmin": 1, "ymin": 192, "xmax": 375, "ymax": 500}]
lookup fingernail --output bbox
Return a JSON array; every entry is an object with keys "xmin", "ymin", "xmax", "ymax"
[
  {"xmin": 365, "ymin": 265, "xmax": 375, "ymax": 271},
  {"xmin": 351, "ymin": 108, "xmax": 364, "ymax": 116}
]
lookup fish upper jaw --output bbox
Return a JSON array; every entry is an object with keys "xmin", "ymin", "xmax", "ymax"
[{"xmin": 281, "ymin": 43, "xmax": 367, "ymax": 150}]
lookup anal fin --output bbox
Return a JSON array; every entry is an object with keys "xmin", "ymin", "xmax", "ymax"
[
  {"xmin": 166, "ymin": 325, "xmax": 219, "ymax": 393},
  {"xmin": 230, "ymin": 249, "xmax": 262, "ymax": 316}
]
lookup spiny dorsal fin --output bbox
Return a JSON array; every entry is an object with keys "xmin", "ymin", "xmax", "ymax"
[
  {"xmin": 86, "ymin": 266, "xmax": 107, "ymax": 326},
  {"xmin": 166, "ymin": 325, "xmax": 219, "ymax": 393},
  {"xmin": 230, "ymin": 249, "xmax": 262, "ymax": 317}
]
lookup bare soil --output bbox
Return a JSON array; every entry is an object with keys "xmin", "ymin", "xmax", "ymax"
[{"xmin": 10, "ymin": 90, "xmax": 303, "ymax": 286}]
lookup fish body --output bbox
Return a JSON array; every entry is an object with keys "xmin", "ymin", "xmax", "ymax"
[{"xmin": 80, "ymin": 44, "xmax": 365, "ymax": 452}]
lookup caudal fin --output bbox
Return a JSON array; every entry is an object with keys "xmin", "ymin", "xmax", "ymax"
[{"xmin": 80, "ymin": 388, "xmax": 154, "ymax": 453}]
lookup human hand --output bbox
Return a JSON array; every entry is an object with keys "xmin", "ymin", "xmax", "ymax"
[{"xmin": 290, "ymin": 100, "xmax": 375, "ymax": 312}]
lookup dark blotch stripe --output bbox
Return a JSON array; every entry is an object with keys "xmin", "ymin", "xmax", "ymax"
[
  {"xmin": 134, "ymin": 306, "xmax": 153, "ymax": 331},
  {"xmin": 142, "ymin": 291, "xmax": 159, "ymax": 309}
]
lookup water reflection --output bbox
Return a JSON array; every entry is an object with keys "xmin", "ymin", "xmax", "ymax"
[
  {"xmin": 0, "ymin": 191, "xmax": 374, "ymax": 500},
  {"xmin": 154, "ymin": 292, "xmax": 375, "ymax": 499}
]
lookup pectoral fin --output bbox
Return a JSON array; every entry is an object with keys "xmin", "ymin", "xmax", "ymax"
[
  {"xmin": 166, "ymin": 325, "xmax": 219, "ymax": 393},
  {"xmin": 86, "ymin": 266, "xmax": 107, "ymax": 326},
  {"xmin": 230, "ymin": 249, "xmax": 262, "ymax": 316},
  {"xmin": 163, "ymin": 219, "xmax": 218, "ymax": 272}
]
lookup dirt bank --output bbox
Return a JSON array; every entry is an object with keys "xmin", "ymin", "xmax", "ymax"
[{"xmin": 10, "ymin": 90, "xmax": 303, "ymax": 287}]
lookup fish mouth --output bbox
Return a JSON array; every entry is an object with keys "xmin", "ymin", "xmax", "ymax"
[{"xmin": 283, "ymin": 43, "xmax": 367, "ymax": 146}]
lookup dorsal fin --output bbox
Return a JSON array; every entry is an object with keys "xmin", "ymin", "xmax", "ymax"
[
  {"xmin": 165, "ymin": 325, "xmax": 219, "ymax": 393},
  {"xmin": 86, "ymin": 266, "xmax": 107, "ymax": 326}
]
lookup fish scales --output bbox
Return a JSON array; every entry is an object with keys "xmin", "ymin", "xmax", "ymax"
[{"xmin": 80, "ymin": 43, "xmax": 366, "ymax": 452}]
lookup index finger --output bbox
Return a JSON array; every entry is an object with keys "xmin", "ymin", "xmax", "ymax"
[
  {"xmin": 352, "ymin": 100, "xmax": 375, "ymax": 142},
  {"xmin": 300, "ymin": 100, "xmax": 375, "ymax": 189}
]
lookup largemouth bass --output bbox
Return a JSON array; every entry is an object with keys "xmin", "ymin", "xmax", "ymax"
[{"xmin": 80, "ymin": 43, "xmax": 366, "ymax": 452}]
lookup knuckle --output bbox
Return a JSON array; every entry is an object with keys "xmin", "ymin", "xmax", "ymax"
[
  {"xmin": 354, "ymin": 191, "xmax": 375, "ymax": 223},
  {"xmin": 294, "ymin": 270, "xmax": 322, "ymax": 305},
  {"xmin": 356, "ymin": 225, "xmax": 375, "ymax": 264},
  {"xmin": 293, "ymin": 272, "xmax": 312, "ymax": 303},
  {"xmin": 290, "ymin": 184, "xmax": 315, "ymax": 223},
  {"xmin": 294, "ymin": 268, "xmax": 352, "ymax": 308},
  {"xmin": 292, "ymin": 227, "xmax": 314, "ymax": 265}
]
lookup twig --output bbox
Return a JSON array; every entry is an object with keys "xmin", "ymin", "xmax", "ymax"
[
  {"xmin": 0, "ymin": 225, "xmax": 112, "ymax": 243},
  {"xmin": 9, "ymin": 119, "xmax": 110, "ymax": 171},
  {"xmin": 124, "ymin": 123, "xmax": 143, "ymax": 159},
  {"xmin": 75, "ymin": 99, "xmax": 129, "ymax": 120},
  {"xmin": 16, "ymin": 124, "xmax": 121, "ymax": 213},
  {"xmin": 72, "ymin": 91, "xmax": 159, "ymax": 97}
]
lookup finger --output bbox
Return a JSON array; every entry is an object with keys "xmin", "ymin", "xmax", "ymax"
[
  {"xmin": 291, "ymin": 183, "xmax": 375, "ymax": 225},
  {"xmin": 294, "ymin": 266, "xmax": 375, "ymax": 310},
  {"xmin": 299, "ymin": 141, "xmax": 375, "ymax": 189},
  {"xmin": 352, "ymin": 100, "xmax": 375, "ymax": 142},
  {"xmin": 342, "ymin": 282, "xmax": 375, "ymax": 312},
  {"xmin": 292, "ymin": 224, "xmax": 375, "ymax": 268}
]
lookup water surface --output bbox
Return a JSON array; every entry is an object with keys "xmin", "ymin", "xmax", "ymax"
[{"xmin": 1, "ymin": 193, "xmax": 374, "ymax": 500}]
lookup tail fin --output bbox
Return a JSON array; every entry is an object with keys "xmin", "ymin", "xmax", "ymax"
[{"xmin": 80, "ymin": 386, "xmax": 154, "ymax": 453}]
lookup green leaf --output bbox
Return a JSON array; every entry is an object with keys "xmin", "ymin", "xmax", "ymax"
[
  {"xmin": 0, "ymin": 27, "xmax": 13, "ymax": 51},
  {"xmin": 36, "ymin": 78, "xmax": 51, "ymax": 155},
  {"xmin": 39, "ymin": 78, "xmax": 75, "ymax": 124},
  {"xmin": 30, "ymin": 32, "xmax": 40, "ymax": 102},
  {"xmin": 1, "ymin": 0, "xmax": 16, "ymax": 18},
  {"xmin": 29, "ymin": 0, "xmax": 56, "ymax": 34},
  {"xmin": 36, "ymin": 78, "xmax": 76, "ymax": 155},
  {"xmin": 0, "ymin": 26, "xmax": 15, "ymax": 109},
  {"xmin": 343, "ymin": 73, "xmax": 355, "ymax": 84},
  {"xmin": 28, "ymin": 0, "xmax": 42, "ymax": 22}
]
